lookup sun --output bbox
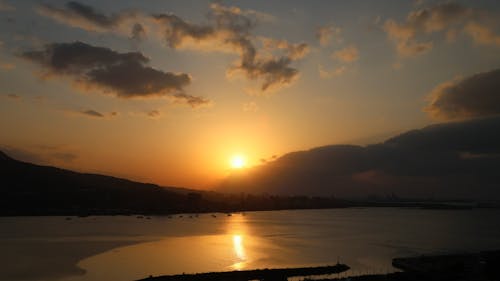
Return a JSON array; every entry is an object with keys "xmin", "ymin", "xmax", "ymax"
[{"xmin": 230, "ymin": 154, "xmax": 246, "ymax": 169}]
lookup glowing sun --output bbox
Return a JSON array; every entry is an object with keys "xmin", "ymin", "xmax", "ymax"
[{"xmin": 230, "ymin": 154, "xmax": 247, "ymax": 169}]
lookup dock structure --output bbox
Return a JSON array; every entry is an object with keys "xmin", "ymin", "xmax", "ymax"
[{"xmin": 137, "ymin": 264, "xmax": 350, "ymax": 281}]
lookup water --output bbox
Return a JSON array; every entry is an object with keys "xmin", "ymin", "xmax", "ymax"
[{"xmin": 1, "ymin": 208, "xmax": 500, "ymax": 281}]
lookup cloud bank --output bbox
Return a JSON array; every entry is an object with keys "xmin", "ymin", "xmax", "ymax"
[
  {"xmin": 220, "ymin": 116, "xmax": 500, "ymax": 199},
  {"xmin": 426, "ymin": 68, "xmax": 500, "ymax": 120}
]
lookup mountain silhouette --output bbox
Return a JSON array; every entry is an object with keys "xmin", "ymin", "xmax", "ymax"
[{"xmin": 0, "ymin": 151, "xmax": 201, "ymax": 215}]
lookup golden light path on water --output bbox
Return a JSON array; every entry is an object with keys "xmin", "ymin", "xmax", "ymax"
[
  {"xmin": 227, "ymin": 214, "xmax": 249, "ymax": 270},
  {"xmin": 232, "ymin": 235, "xmax": 246, "ymax": 269}
]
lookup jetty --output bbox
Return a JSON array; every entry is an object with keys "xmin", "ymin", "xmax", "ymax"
[{"xmin": 137, "ymin": 264, "xmax": 349, "ymax": 281}]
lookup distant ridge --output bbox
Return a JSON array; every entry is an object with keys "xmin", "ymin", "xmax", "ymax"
[{"xmin": 0, "ymin": 150, "xmax": 204, "ymax": 216}]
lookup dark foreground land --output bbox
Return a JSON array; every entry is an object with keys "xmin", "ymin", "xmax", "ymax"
[{"xmin": 137, "ymin": 251, "xmax": 500, "ymax": 281}]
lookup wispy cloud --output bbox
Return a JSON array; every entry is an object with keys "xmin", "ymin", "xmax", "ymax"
[
  {"xmin": 242, "ymin": 101, "xmax": 259, "ymax": 112},
  {"xmin": 318, "ymin": 64, "xmax": 345, "ymax": 79},
  {"xmin": 331, "ymin": 45, "xmax": 359, "ymax": 63},
  {"xmin": 81, "ymin": 109, "xmax": 104, "ymax": 118},
  {"xmin": 464, "ymin": 22, "xmax": 500, "ymax": 47},
  {"xmin": 147, "ymin": 109, "xmax": 161, "ymax": 119},
  {"xmin": 37, "ymin": 1, "xmax": 138, "ymax": 32},
  {"xmin": 316, "ymin": 24, "xmax": 342, "ymax": 46}
]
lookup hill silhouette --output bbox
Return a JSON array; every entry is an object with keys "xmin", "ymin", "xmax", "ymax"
[{"xmin": 0, "ymin": 151, "xmax": 207, "ymax": 215}]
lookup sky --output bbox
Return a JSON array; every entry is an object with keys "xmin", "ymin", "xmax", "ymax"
[{"xmin": 1, "ymin": 0, "xmax": 500, "ymax": 190}]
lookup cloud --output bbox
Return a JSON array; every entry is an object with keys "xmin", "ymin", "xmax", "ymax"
[
  {"xmin": 425, "ymin": 69, "xmax": 500, "ymax": 120},
  {"xmin": 0, "ymin": 1, "xmax": 14, "ymax": 11},
  {"xmin": 261, "ymin": 38, "xmax": 310, "ymax": 60},
  {"xmin": 384, "ymin": 2, "xmax": 500, "ymax": 57},
  {"xmin": 316, "ymin": 25, "xmax": 342, "ymax": 46},
  {"xmin": 154, "ymin": 3, "xmax": 308, "ymax": 93},
  {"xmin": 130, "ymin": 23, "xmax": 146, "ymax": 42},
  {"xmin": 242, "ymin": 101, "xmax": 259, "ymax": 112},
  {"xmin": 81, "ymin": 109, "xmax": 104, "ymax": 118},
  {"xmin": 464, "ymin": 22, "xmax": 500, "ymax": 47},
  {"xmin": 21, "ymin": 41, "xmax": 208, "ymax": 106},
  {"xmin": 220, "ymin": 116, "xmax": 500, "ymax": 199},
  {"xmin": 331, "ymin": 45, "xmax": 359, "ymax": 63},
  {"xmin": 37, "ymin": 1, "xmax": 137, "ymax": 32},
  {"xmin": 38, "ymin": 2, "xmax": 306, "ymax": 93},
  {"xmin": 383, "ymin": 19, "xmax": 433, "ymax": 57},
  {"xmin": 406, "ymin": 2, "xmax": 470, "ymax": 33},
  {"xmin": 147, "ymin": 109, "xmax": 161, "ymax": 118},
  {"xmin": 172, "ymin": 93, "xmax": 212, "ymax": 108},
  {"xmin": 318, "ymin": 64, "xmax": 345, "ymax": 79}
]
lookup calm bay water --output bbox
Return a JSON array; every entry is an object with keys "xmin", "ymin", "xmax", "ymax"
[{"xmin": 1, "ymin": 208, "xmax": 500, "ymax": 281}]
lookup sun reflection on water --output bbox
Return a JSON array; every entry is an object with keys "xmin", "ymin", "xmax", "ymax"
[{"xmin": 227, "ymin": 214, "xmax": 249, "ymax": 270}]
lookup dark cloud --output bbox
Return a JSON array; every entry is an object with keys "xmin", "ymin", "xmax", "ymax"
[
  {"xmin": 81, "ymin": 109, "xmax": 104, "ymax": 118},
  {"xmin": 21, "ymin": 41, "xmax": 207, "ymax": 106},
  {"xmin": 37, "ymin": 1, "xmax": 136, "ymax": 32},
  {"xmin": 425, "ymin": 69, "xmax": 500, "ymax": 120},
  {"xmin": 220, "ymin": 116, "xmax": 500, "ymax": 199},
  {"xmin": 154, "ymin": 3, "xmax": 308, "ymax": 93}
]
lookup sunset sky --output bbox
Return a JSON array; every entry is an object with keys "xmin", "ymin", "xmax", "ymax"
[{"xmin": 1, "ymin": 0, "xmax": 500, "ymax": 189}]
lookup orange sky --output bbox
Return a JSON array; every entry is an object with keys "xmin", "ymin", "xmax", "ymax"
[{"xmin": 1, "ymin": 0, "xmax": 500, "ymax": 189}]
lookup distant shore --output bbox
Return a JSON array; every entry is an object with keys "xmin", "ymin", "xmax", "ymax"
[{"xmin": 2, "ymin": 199, "xmax": 498, "ymax": 217}]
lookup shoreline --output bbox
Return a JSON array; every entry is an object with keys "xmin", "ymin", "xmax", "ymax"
[{"xmin": 1, "ymin": 201, "xmax": 496, "ymax": 217}]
